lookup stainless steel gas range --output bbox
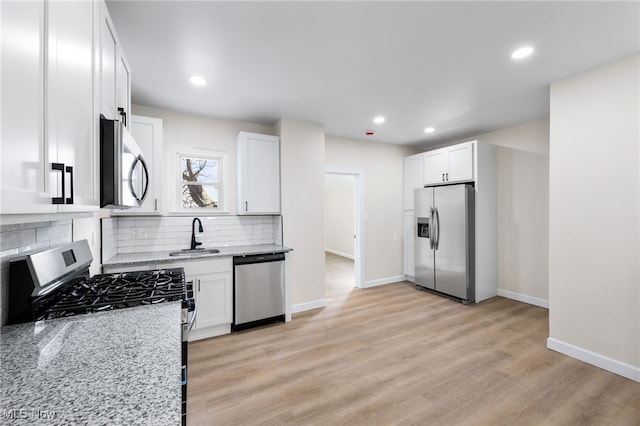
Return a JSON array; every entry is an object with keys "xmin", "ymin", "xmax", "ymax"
[{"xmin": 6, "ymin": 240, "xmax": 195, "ymax": 425}]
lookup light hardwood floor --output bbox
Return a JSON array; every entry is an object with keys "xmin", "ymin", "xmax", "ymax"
[{"xmin": 187, "ymin": 282, "xmax": 640, "ymax": 425}]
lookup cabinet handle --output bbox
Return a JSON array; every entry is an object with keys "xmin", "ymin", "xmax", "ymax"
[
  {"xmin": 442, "ymin": 173, "xmax": 445, "ymax": 182},
  {"xmin": 117, "ymin": 107, "xmax": 127, "ymax": 127},
  {"xmin": 65, "ymin": 165, "xmax": 74, "ymax": 204},
  {"xmin": 445, "ymin": 172, "xmax": 449, "ymax": 181},
  {"xmin": 154, "ymin": 199, "xmax": 158, "ymax": 211},
  {"xmin": 198, "ymin": 279, "xmax": 201, "ymax": 292},
  {"xmin": 245, "ymin": 201, "xmax": 248, "ymax": 212},
  {"xmin": 51, "ymin": 163, "xmax": 75, "ymax": 205},
  {"xmin": 52, "ymin": 163, "xmax": 65, "ymax": 204}
]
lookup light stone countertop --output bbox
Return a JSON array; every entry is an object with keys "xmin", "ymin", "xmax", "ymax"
[
  {"xmin": 0, "ymin": 302, "xmax": 181, "ymax": 425},
  {"xmin": 103, "ymin": 244, "xmax": 293, "ymax": 268}
]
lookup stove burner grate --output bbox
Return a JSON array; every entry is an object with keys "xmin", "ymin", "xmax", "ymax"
[{"xmin": 34, "ymin": 268, "xmax": 186, "ymax": 321}]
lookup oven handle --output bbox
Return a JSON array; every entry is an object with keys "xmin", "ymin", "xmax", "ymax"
[{"xmin": 188, "ymin": 303, "xmax": 197, "ymax": 332}]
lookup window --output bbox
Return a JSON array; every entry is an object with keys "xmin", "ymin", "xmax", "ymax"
[{"xmin": 170, "ymin": 146, "xmax": 229, "ymax": 213}]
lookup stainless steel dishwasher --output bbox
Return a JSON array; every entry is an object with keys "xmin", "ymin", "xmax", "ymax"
[{"xmin": 232, "ymin": 253, "xmax": 285, "ymax": 331}]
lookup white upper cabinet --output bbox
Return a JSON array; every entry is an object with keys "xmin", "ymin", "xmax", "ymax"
[
  {"xmin": 99, "ymin": 3, "xmax": 117, "ymax": 120},
  {"xmin": 403, "ymin": 153, "xmax": 424, "ymax": 210},
  {"xmin": 99, "ymin": 1, "xmax": 130, "ymax": 127},
  {"xmin": 47, "ymin": 0, "xmax": 98, "ymax": 211},
  {"xmin": 116, "ymin": 48, "xmax": 131, "ymax": 126},
  {"xmin": 113, "ymin": 115, "xmax": 163, "ymax": 215},
  {"xmin": 1, "ymin": 0, "xmax": 99, "ymax": 215},
  {"xmin": 423, "ymin": 141, "xmax": 474, "ymax": 186},
  {"xmin": 0, "ymin": 0, "xmax": 55, "ymax": 214},
  {"xmin": 237, "ymin": 132, "xmax": 281, "ymax": 215}
]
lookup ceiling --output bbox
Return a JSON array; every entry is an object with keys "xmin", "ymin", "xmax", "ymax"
[{"xmin": 106, "ymin": 1, "xmax": 639, "ymax": 148}]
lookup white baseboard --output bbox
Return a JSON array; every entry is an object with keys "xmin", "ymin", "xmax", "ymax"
[
  {"xmin": 363, "ymin": 275, "xmax": 406, "ymax": 288},
  {"xmin": 547, "ymin": 337, "xmax": 640, "ymax": 382},
  {"xmin": 325, "ymin": 248, "xmax": 354, "ymax": 260},
  {"xmin": 291, "ymin": 299, "xmax": 327, "ymax": 314},
  {"xmin": 497, "ymin": 289, "xmax": 549, "ymax": 309},
  {"xmin": 404, "ymin": 275, "xmax": 415, "ymax": 283},
  {"xmin": 188, "ymin": 324, "xmax": 231, "ymax": 341}
]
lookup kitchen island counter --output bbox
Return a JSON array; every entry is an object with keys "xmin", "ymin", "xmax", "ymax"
[
  {"xmin": 0, "ymin": 302, "xmax": 181, "ymax": 425},
  {"xmin": 102, "ymin": 244, "xmax": 293, "ymax": 269}
]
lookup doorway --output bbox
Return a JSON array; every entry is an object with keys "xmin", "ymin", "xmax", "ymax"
[{"xmin": 324, "ymin": 167, "xmax": 364, "ymax": 297}]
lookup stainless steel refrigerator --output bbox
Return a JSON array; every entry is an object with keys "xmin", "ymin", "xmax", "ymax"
[{"xmin": 414, "ymin": 183, "xmax": 475, "ymax": 303}]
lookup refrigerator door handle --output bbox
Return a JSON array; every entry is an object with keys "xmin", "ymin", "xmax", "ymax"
[
  {"xmin": 434, "ymin": 207, "xmax": 441, "ymax": 250},
  {"xmin": 429, "ymin": 207, "xmax": 435, "ymax": 249}
]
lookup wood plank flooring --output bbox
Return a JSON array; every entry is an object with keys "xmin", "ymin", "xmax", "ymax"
[{"xmin": 187, "ymin": 282, "xmax": 640, "ymax": 425}]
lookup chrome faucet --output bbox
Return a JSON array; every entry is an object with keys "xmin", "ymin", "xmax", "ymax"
[{"xmin": 191, "ymin": 218, "xmax": 203, "ymax": 250}]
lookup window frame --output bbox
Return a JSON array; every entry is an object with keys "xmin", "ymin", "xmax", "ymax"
[{"xmin": 169, "ymin": 145, "xmax": 230, "ymax": 214}]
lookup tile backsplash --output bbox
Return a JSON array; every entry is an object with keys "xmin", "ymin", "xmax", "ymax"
[
  {"xmin": 102, "ymin": 215, "xmax": 283, "ymax": 259},
  {"xmin": 0, "ymin": 215, "xmax": 283, "ymax": 326},
  {"xmin": 0, "ymin": 220, "xmax": 73, "ymax": 326}
]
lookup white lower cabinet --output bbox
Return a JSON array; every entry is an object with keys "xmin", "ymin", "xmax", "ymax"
[{"xmin": 166, "ymin": 258, "xmax": 232, "ymax": 341}]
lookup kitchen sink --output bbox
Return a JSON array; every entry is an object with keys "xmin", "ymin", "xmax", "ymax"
[{"xmin": 169, "ymin": 248, "xmax": 220, "ymax": 256}]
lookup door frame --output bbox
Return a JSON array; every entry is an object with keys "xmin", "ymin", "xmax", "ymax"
[{"xmin": 324, "ymin": 167, "xmax": 365, "ymax": 288}]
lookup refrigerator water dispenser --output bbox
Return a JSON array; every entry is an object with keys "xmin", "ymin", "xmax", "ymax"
[{"xmin": 417, "ymin": 217, "xmax": 430, "ymax": 238}]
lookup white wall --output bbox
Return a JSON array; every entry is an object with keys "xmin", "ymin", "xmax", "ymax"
[
  {"xmin": 324, "ymin": 175, "xmax": 355, "ymax": 258},
  {"xmin": 132, "ymin": 105, "xmax": 274, "ymax": 215},
  {"xmin": 276, "ymin": 119, "xmax": 327, "ymax": 309},
  {"xmin": 548, "ymin": 54, "xmax": 639, "ymax": 380},
  {"xmin": 478, "ymin": 120, "xmax": 550, "ymax": 305},
  {"xmin": 325, "ymin": 136, "xmax": 417, "ymax": 284}
]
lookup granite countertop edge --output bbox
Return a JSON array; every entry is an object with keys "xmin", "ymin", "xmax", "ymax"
[{"xmin": 103, "ymin": 244, "xmax": 293, "ymax": 268}]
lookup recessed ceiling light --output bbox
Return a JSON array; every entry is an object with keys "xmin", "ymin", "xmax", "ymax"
[
  {"xmin": 373, "ymin": 116, "xmax": 385, "ymax": 124},
  {"xmin": 424, "ymin": 127, "xmax": 435, "ymax": 134},
  {"xmin": 189, "ymin": 75, "xmax": 207, "ymax": 86},
  {"xmin": 511, "ymin": 46, "xmax": 534, "ymax": 60}
]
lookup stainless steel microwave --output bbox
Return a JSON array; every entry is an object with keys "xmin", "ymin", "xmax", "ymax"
[{"xmin": 100, "ymin": 116, "xmax": 149, "ymax": 208}]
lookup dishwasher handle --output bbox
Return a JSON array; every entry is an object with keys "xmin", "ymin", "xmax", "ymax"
[{"xmin": 233, "ymin": 252, "xmax": 285, "ymax": 265}]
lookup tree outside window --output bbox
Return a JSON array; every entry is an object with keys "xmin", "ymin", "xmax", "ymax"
[
  {"xmin": 171, "ymin": 146, "xmax": 228, "ymax": 213},
  {"xmin": 181, "ymin": 157, "xmax": 219, "ymax": 208}
]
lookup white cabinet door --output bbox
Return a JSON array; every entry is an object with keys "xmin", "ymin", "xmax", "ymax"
[
  {"xmin": 114, "ymin": 115, "xmax": 163, "ymax": 215},
  {"xmin": 99, "ymin": 2, "xmax": 117, "ymax": 121},
  {"xmin": 403, "ymin": 154, "xmax": 424, "ymax": 210},
  {"xmin": 237, "ymin": 132, "xmax": 280, "ymax": 214},
  {"xmin": 47, "ymin": 0, "xmax": 98, "ymax": 211},
  {"xmin": 116, "ymin": 51, "xmax": 131, "ymax": 127},
  {"xmin": 423, "ymin": 142, "xmax": 474, "ymax": 185},
  {"xmin": 447, "ymin": 142, "xmax": 474, "ymax": 182},
  {"xmin": 193, "ymin": 271, "xmax": 233, "ymax": 329},
  {"xmin": 423, "ymin": 149, "xmax": 447, "ymax": 185},
  {"xmin": 0, "ymin": 0, "xmax": 55, "ymax": 214},
  {"xmin": 98, "ymin": 1, "xmax": 130, "ymax": 126},
  {"xmin": 179, "ymin": 258, "xmax": 233, "ymax": 336},
  {"xmin": 404, "ymin": 211, "xmax": 415, "ymax": 279}
]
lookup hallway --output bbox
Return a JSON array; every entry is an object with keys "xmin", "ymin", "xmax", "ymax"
[{"xmin": 324, "ymin": 252, "xmax": 354, "ymax": 297}]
